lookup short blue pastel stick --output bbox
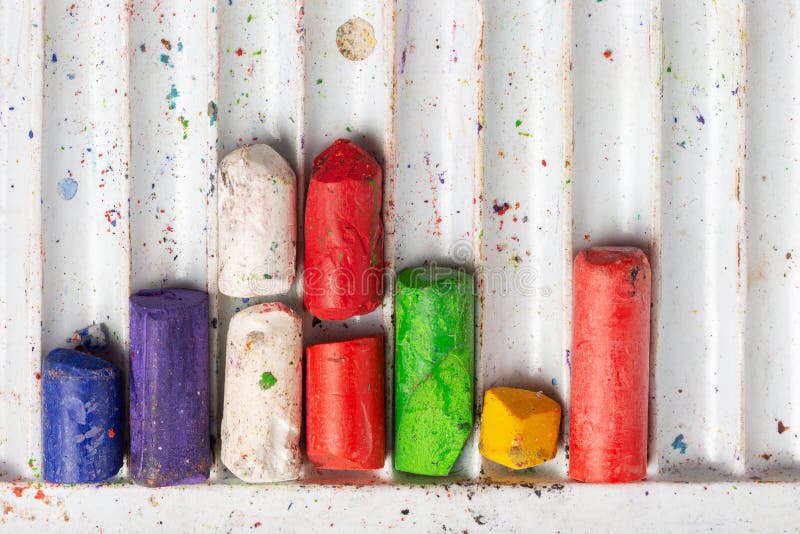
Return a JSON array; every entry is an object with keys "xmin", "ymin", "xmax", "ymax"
[{"xmin": 42, "ymin": 348, "xmax": 123, "ymax": 483}]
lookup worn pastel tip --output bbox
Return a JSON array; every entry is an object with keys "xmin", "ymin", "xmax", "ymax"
[
  {"xmin": 311, "ymin": 138, "xmax": 381, "ymax": 182},
  {"xmin": 42, "ymin": 348, "xmax": 123, "ymax": 484},
  {"xmin": 130, "ymin": 288, "xmax": 208, "ymax": 310}
]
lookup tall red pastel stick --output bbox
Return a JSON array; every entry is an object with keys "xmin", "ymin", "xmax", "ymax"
[
  {"xmin": 569, "ymin": 246, "xmax": 651, "ymax": 483},
  {"xmin": 305, "ymin": 335, "xmax": 385, "ymax": 470},
  {"xmin": 304, "ymin": 139, "xmax": 383, "ymax": 320}
]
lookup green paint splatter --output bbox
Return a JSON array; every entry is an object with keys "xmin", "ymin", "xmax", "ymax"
[
  {"xmin": 666, "ymin": 65, "xmax": 672, "ymax": 73},
  {"xmin": 259, "ymin": 372, "xmax": 277, "ymax": 390},
  {"xmin": 263, "ymin": 273, "xmax": 273, "ymax": 279},
  {"xmin": 178, "ymin": 116, "xmax": 189, "ymax": 140},
  {"xmin": 247, "ymin": 14, "xmax": 255, "ymax": 23},
  {"xmin": 345, "ymin": 126, "xmax": 352, "ymax": 133},
  {"xmin": 252, "ymin": 49, "xmax": 263, "ymax": 56},
  {"xmin": 316, "ymin": 78, "xmax": 323, "ymax": 85},
  {"xmin": 515, "ymin": 119, "xmax": 522, "ymax": 127}
]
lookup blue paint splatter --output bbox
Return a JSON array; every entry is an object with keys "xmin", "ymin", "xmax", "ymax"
[
  {"xmin": 696, "ymin": 114, "xmax": 705, "ymax": 125},
  {"xmin": 51, "ymin": 53, "xmax": 57, "ymax": 63},
  {"xmin": 160, "ymin": 54, "xmax": 170, "ymax": 65},
  {"xmin": 565, "ymin": 350, "xmax": 571, "ymax": 373},
  {"xmin": 671, "ymin": 434, "xmax": 687, "ymax": 454},
  {"xmin": 167, "ymin": 84, "xmax": 179, "ymax": 110},
  {"xmin": 28, "ymin": 130, "xmax": 33, "ymax": 139},
  {"xmin": 435, "ymin": 171, "xmax": 446, "ymax": 184},
  {"xmin": 177, "ymin": 41, "xmax": 183, "ymax": 52},
  {"xmin": 242, "ymin": 298, "xmax": 250, "ymax": 303},
  {"xmin": 551, "ymin": 378, "xmax": 557, "ymax": 386},
  {"xmin": 57, "ymin": 178, "xmax": 78, "ymax": 200},
  {"xmin": 67, "ymin": 73, "xmax": 75, "ymax": 80}
]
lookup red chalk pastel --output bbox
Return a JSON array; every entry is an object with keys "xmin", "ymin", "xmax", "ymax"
[
  {"xmin": 304, "ymin": 139, "xmax": 383, "ymax": 320},
  {"xmin": 305, "ymin": 335, "xmax": 385, "ymax": 470},
  {"xmin": 569, "ymin": 246, "xmax": 651, "ymax": 483}
]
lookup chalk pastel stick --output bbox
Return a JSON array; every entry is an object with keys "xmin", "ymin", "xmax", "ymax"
[
  {"xmin": 218, "ymin": 144, "xmax": 297, "ymax": 297},
  {"xmin": 479, "ymin": 387, "xmax": 561, "ymax": 470},
  {"xmin": 306, "ymin": 336, "xmax": 385, "ymax": 470},
  {"xmin": 42, "ymin": 348, "xmax": 123, "ymax": 483},
  {"xmin": 129, "ymin": 289, "xmax": 210, "ymax": 487},
  {"xmin": 569, "ymin": 247, "xmax": 651, "ymax": 483},
  {"xmin": 304, "ymin": 139, "xmax": 383, "ymax": 320},
  {"xmin": 221, "ymin": 302, "xmax": 302, "ymax": 482},
  {"xmin": 394, "ymin": 266, "xmax": 474, "ymax": 476}
]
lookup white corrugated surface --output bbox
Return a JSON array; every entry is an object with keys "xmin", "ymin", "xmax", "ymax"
[{"xmin": 1, "ymin": 0, "xmax": 799, "ymax": 531}]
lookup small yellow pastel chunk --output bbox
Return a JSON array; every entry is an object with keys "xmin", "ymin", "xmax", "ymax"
[{"xmin": 479, "ymin": 387, "xmax": 561, "ymax": 470}]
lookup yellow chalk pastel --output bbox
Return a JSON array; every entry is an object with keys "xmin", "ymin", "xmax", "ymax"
[{"xmin": 479, "ymin": 387, "xmax": 561, "ymax": 470}]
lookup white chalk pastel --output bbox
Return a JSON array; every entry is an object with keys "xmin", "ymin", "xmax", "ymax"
[
  {"xmin": 220, "ymin": 302, "xmax": 302, "ymax": 482},
  {"xmin": 218, "ymin": 144, "xmax": 297, "ymax": 297}
]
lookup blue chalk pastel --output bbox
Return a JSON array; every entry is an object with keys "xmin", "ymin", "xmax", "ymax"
[{"xmin": 42, "ymin": 348, "xmax": 123, "ymax": 483}]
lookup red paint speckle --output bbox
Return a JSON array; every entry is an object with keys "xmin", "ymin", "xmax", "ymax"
[
  {"xmin": 236, "ymin": 48, "xmax": 244, "ymax": 56},
  {"xmin": 11, "ymin": 486, "xmax": 25, "ymax": 498},
  {"xmin": 165, "ymin": 225, "xmax": 174, "ymax": 233},
  {"xmin": 493, "ymin": 200, "xmax": 511, "ymax": 216},
  {"xmin": 34, "ymin": 372, "xmax": 41, "ymax": 380},
  {"xmin": 34, "ymin": 489, "xmax": 45, "ymax": 501},
  {"xmin": 254, "ymin": 522, "xmax": 262, "ymax": 528},
  {"xmin": 603, "ymin": 49, "xmax": 613, "ymax": 61},
  {"xmin": 108, "ymin": 428, "xmax": 116, "ymax": 439},
  {"xmin": 541, "ymin": 159, "xmax": 547, "ymax": 167},
  {"xmin": 584, "ymin": 234, "xmax": 591, "ymax": 241}
]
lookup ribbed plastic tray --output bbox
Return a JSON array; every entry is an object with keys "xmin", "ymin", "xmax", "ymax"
[{"xmin": 1, "ymin": 0, "xmax": 798, "ymax": 531}]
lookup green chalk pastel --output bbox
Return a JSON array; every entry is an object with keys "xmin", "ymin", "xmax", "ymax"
[{"xmin": 394, "ymin": 265, "xmax": 474, "ymax": 476}]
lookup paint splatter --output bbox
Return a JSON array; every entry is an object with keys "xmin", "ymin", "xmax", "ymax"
[
  {"xmin": 541, "ymin": 159, "xmax": 547, "ymax": 167},
  {"xmin": 671, "ymin": 434, "xmax": 687, "ymax": 454},
  {"xmin": 208, "ymin": 100, "xmax": 218, "ymax": 126},
  {"xmin": 493, "ymin": 200, "xmax": 511, "ymax": 216},
  {"xmin": 778, "ymin": 420, "xmax": 789, "ymax": 434},
  {"xmin": 160, "ymin": 54, "xmax": 171, "ymax": 65},
  {"xmin": 259, "ymin": 372, "xmax": 277, "ymax": 391},
  {"xmin": 515, "ymin": 119, "xmax": 522, "ymax": 127},
  {"xmin": 28, "ymin": 130, "xmax": 33, "ymax": 139},
  {"xmin": 178, "ymin": 116, "xmax": 189, "ymax": 140},
  {"xmin": 51, "ymin": 53, "xmax": 57, "ymax": 63},
  {"xmin": 235, "ymin": 47, "xmax": 244, "ymax": 56},
  {"xmin": 336, "ymin": 17, "xmax": 377, "ymax": 61},
  {"xmin": 104, "ymin": 209, "xmax": 122, "ymax": 228},
  {"xmin": 696, "ymin": 113, "xmax": 705, "ymax": 125},
  {"xmin": 603, "ymin": 49, "xmax": 613, "ymax": 61},
  {"xmin": 57, "ymin": 178, "xmax": 78, "ymax": 200},
  {"xmin": 160, "ymin": 38, "xmax": 171, "ymax": 50},
  {"xmin": 107, "ymin": 428, "xmax": 116, "ymax": 438},
  {"xmin": 166, "ymin": 84, "xmax": 179, "ymax": 110}
]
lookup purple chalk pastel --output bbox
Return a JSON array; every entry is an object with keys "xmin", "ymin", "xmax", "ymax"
[{"xmin": 129, "ymin": 289, "xmax": 210, "ymax": 487}]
